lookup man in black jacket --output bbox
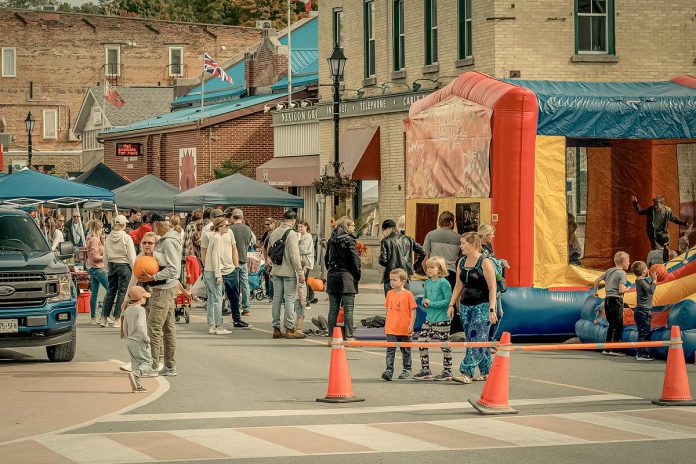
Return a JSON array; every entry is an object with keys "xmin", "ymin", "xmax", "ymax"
[
  {"xmin": 63, "ymin": 209, "xmax": 85, "ymax": 247},
  {"xmin": 379, "ymin": 219, "xmax": 425, "ymax": 295},
  {"xmin": 632, "ymin": 195, "xmax": 690, "ymax": 249}
]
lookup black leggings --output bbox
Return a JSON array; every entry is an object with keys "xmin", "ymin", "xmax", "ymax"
[{"xmin": 604, "ymin": 296, "xmax": 624, "ymax": 343}]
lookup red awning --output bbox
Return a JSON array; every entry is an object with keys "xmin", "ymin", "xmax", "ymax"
[
  {"xmin": 256, "ymin": 155, "xmax": 320, "ymax": 187},
  {"xmin": 339, "ymin": 127, "xmax": 380, "ymax": 180}
]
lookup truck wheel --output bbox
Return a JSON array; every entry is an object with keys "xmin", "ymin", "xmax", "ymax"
[{"xmin": 46, "ymin": 326, "xmax": 77, "ymax": 362}]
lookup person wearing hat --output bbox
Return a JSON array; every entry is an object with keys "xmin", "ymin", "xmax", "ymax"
[
  {"xmin": 229, "ymin": 208, "xmax": 255, "ymax": 316},
  {"xmin": 139, "ymin": 213, "xmax": 182, "ymax": 376},
  {"xmin": 122, "ymin": 286, "xmax": 157, "ymax": 392},
  {"xmin": 102, "ymin": 214, "xmax": 137, "ymax": 328},
  {"xmin": 200, "ymin": 208, "xmax": 225, "ymax": 267},
  {"xmin": 632, "ymin": 195, "xmax": 690, "ymax": 250},
  {"xmin": 379, "ymin": 219, "xmax": 424, "ymax": 295}
]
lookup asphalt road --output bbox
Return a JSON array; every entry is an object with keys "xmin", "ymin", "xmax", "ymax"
[{"xmin": 1, "ymin": 292, "xmax": 695, "ymax": 464}]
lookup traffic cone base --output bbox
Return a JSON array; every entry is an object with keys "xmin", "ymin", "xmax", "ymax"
[
  {"xmin": 652, "ymin": 326, "xmax": 695, "ymax": 407},
  {"xmin": 469, "ymin": 331, "xmax": 517, "ymax": 415},
  {"xmin": 317, "ymin": 327, "xmax": 364, "ymax": 404},
  {"xmin": 468, "ymin": 398, "xmax": 518, "ymax": 415}
]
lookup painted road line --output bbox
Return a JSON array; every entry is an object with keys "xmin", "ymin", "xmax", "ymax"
[
  {"xmin": 104, "ymin": 394, "xmax": 639, "ymax": 423},
  {"xmin": 561, "ymin": 411, "xmax": 696, "ymax": 440},
  {"xmin": 498, "ymin": 415, "xmax": 653, "ymax": 442},
  {"xmin": 104, "ymin": 431, "xmax": 228, "ymax": 461},
  {"xmin": 171, "ymin": 428, "xmax": 303, "ymax": 460},
  {"xmin": 36, "ymin": 433, "xmax": 153, "ymax": 464},
  {"xmin": 372, "ymin": 422, "xmax": 516, "ymax": 449},
  {"xmin": 301, "ymin": 423, "xmax": 449, "ymax": 452}
]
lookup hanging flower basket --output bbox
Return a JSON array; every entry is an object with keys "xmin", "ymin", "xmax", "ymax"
[
  {"xmin": 313, "ymin": 173, "xmax": 357, "ymax": 199},
  {"xmin": 355, "ymin": 241, "xmax": 368, "ymax": 257}
]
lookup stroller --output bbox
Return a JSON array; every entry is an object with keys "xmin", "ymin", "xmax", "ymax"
[
  {"xmin": 247, "ymin": 253, "xmax": 268, "ymax": 301},
  {"xmin": 175, "ymin": 282, "xmax": 191, "ymax": 324}
]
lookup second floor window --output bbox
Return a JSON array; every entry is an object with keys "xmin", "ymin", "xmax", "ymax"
[
  {"xmin": 333, "ymin": 8, "xmax": 344, "ymax": 48},
  {"xmin": 43, "ymin": 109, "xmax": 57, "ymax": 140},
  {"xmin": 105, "ymin": 45, "xmax": 120, "ymax": 76},
  {"xmin": 393, "ymin": 0, "xmax": 405, "ymax": 71},
  {"xmin": 425, "ymin": 0, "xmax": 438, "ymax": 65},
  {"xmin": 2, "ymin": 47, "xmax": 16, "ymax": 77},
  {"xmin": 458, "ymin": 0, "xmax": 472, "ymax": 60},
  {"xmin": 364, "ymin": 0, "xmax": 376, "ymax": 78},
  {"xmin": 576, "ymin": 0, "xmax": 614, "ymax": 54},
  {"xmin": 169, "ymin": 46, "xmax": 184, "ymax": 77}
]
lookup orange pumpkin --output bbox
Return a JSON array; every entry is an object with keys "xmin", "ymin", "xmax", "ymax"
[
  {"xmin": 134, "ymin": 255, "xmax": 160, "ymax": 280},
  {"xmin": 650, "ymin": 263, "xmax": 668, "ymax": 282},
  {"xmin": 307, "ymin": 277, "xmax": 324, "ymax": 292}
]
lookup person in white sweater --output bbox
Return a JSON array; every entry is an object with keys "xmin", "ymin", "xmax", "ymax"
[{"xmin": 102, "ymin": 215, "xmax": 137, "ymax": 328}]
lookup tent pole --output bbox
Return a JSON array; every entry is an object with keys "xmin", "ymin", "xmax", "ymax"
[{"xmin": 76, "ymin": 203, "xmax": 87, "ymax": 249}]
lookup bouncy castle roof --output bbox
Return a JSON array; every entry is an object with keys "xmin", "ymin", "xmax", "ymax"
[{"xmin": 503, "ymin": 76, "xmax": 696, "ymax": 139}]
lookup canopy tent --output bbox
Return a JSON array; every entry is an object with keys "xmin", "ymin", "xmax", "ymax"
[
  {"xmin": 112, "ymin": 174, "xmax": 182, "ymax": 211},
  {"xmin": 73, "ymin": 162, "xmax": 129, "ymax": 191},
  {"xmin": 503, "ymin": 76, "xmax": 696, "ymax": 139},
  {"xmin": 0, "ymin": 169, "xmax": 114, "ymax": 207},
  {"xmin": 174, "ymin": 173, "xmax": 304, "ymax": 209}
]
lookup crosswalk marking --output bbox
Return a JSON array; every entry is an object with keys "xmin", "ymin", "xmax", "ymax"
[{"xmin": 10, "ymin": 406, "xmax": 696, "ymax": 463}]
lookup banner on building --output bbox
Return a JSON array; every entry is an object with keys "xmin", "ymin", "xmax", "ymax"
[
  {"xmin": 179, "ymin": 148, "xmax": 197, "ymax": 191},
  {"xmin": 404, "ymin": 95, "xmax": 492, "ymax": 199}
]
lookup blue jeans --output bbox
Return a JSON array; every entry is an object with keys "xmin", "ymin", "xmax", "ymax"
[
  {"xmin": 272, "ymin": 275, "xmax": 297, "ymax": 330},
  {"xmin": 204, "ymin": 271, "xmax": 223, "ymax": 327},
  {"xmin": 238, "ymin": 263, "xmax": 250, "ymax": 310},
  {"xmin": 222, "ymin": 268, "xmax": 242, "ymax": 323},
  {"xmin": 87, "ymin": 267, "xmax": 108, "ymax": 319},
  {"xmin": 459, "ymin": 302, "xmax": 493, "ymax": 377},
  {"xmin": 634, "ymin": 307, "xmax": 652, "ymax": 358},
  {"xmin": 328, "ymin": 293, "xmax": 355, "ymax": 339}
]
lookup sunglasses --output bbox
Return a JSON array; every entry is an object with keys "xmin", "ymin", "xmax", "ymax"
[{"xmin": 141, "ymin": 241, "xmax": 155, "ymax": 245}]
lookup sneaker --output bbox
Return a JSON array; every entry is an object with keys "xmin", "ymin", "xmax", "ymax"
[
  {"xmin": 99, "ymin": 317, "xmax": 108, "ymax": 327},
  {"xmin": 305, "ymin": 305, "xmax": 311, "ymax": 311},
  {"xmin": 381, "ymin": 370, "xmax": 393, "ymax": 381},
  {"xmin": 602, "ymin": 350, "xmax": 611, "ymax": 355},
  {"xmin": 413, "ymin": 371, "xmax": 434, "ymax": 381},
  {"xmin": 132, "ymin": 385, "xmax": 148, "ymax": 393},
  {"xmin": 112, "ymin": 320, "xmax": 121, "ymax": 329},
  {"xmin": 119, "ymin": 364, "xmax": 133, "ymax": 372},
  {"xmin": 433, "ymin": 372, "xmax": 453, "ymax": 381},
  {"xmin": 90, "ymin": 318, "xmax": 98, "ymax": 325},
  {"xmin": 156, "ymin": 362, "xmax": 164, "ymax": 372},
  {"xmin": 241, "ymin": 310, "xmax": 251, "ymax": 316},
  {"xmin": 233, "ymin": 321, "xmax": 252, "ymax": 329},
  {"xmin": 398, "ymin": 370, "xmax": 412, "ymax": 380},
  {"xmin": 208, "ymin": 326, "xmax": 216, "ymax": 334},
  {"xmin": 636, "ymin": 355, "xmax": 655, "ymax": 361},
  {"xmin": 158, "ymin": 366, "xmax": 178, "ymax": 377},
  {"xmin": 609, "ymin": 351, "xmax": 626, "ymax": 357},
  {"xmin": 310, "ymin": 298, "xmax": 318, "ymax": 304},
  {"xmin": 107, "ymin": 317, "xmax": 115, "ymax": 326},
  {"xmin": 215, "ymin": 328, "xmax": 232, "ymax": 335},
  {"xmin": 141, "ymin": 370, "xmax": 158, "ymax": 378}
]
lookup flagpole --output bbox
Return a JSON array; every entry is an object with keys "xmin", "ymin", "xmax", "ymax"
[
  {"xmin": 200, "ymin": 52, "xmax": 205, "ymax": 122},
  {"xmin": 287, "ymin": 0, "xmax": 292, "ymax": 106}
]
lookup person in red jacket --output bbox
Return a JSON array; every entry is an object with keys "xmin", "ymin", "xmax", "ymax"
[{"xmin": 130, "ymin": 214, "xmax": 153, "ymax": 252}]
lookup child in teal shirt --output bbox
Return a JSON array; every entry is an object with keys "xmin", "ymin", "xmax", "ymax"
[{"xmin": 414, "ymin": 257, "xmax": 453, "ymax": 381}]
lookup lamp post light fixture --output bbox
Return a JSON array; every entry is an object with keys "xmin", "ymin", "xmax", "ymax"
[
  {"xmin": 24, "ymin": 111, "xmax": 36, "ymax": 169},
  {"xmin": 327, "ymin": 46, "xmax": 346, "ymax": 179}
]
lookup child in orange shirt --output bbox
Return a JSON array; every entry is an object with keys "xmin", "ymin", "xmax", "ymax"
[{"xmin": 382, "ymin": 268, "xmax": 417, "ymax": 381}]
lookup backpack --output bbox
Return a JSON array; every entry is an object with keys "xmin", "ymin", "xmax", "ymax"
[
  {"xmin": 268, "ymin": 229, "xmax": 292, "ymax": 266},
  {"xmin": 460, "ymin": 254, "xmax": 507, "ymax": 294},
  {"xmin": 361, "ymin": 315, "xmax": 386, "ymax": 328}
]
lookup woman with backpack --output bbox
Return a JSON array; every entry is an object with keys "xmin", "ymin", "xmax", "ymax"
[
  {"xmin": 325, "ymin": 216, "xmax": 361, "ymax": 341},
  {"xmin": 478, "ymin": 224, "xmax": 509, "ymax": 341},
  {"xmin": 447, "ymin": 232, "xmax": 498, "ymax": 384}
]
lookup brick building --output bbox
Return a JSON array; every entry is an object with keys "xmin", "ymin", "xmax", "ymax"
[
  {"xmin": 0, "ymin": 8, "xmax": 260, "ymax": 174},
  {"xmin": 99, "ymin": 16, "xmax": 318, "ymax": 235}
]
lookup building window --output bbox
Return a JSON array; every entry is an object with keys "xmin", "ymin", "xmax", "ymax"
[
  {"xmin": 364, "ymin": 0, "xmax": 376, "ymax": 78},
  {"xmin": 392, "ymin": 0, "xmax": 405, "ymax": 71},
  {"xmin": 575, "ymin": 0, "xmax": 614, "ymax": 54},
  {"xmin": 43, "ymin": 109, "xmax": 57, "ymax": 139},
  {"xmin": 169, "ymin": 46, "xmax": 184, "ymax": 77},
  {"xmin": 457, "ymin": 0, "xmax": 472, "ymax": 60},
  {"xmin": 424, "ymin": 0, "xmax": 438, "ymax": 65},
  {"xmin": 2, "ymin": 47, "xmax": 16, "ymax": 77},
  {"xmin": 105, "ymin": 45, "xmax": 120, "ymax": 76},
  {"xmin": 332, "ymin": 8, "xmax": 344, "ymax": 48}
]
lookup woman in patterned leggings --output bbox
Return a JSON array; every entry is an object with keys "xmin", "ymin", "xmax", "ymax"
[{"xmin": 448, "ymin": 232, "xmax": 499, "ymax": 384}]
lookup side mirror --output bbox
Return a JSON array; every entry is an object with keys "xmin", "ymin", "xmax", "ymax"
[{"xmin": 56, "ymin": 241, "xmax": 74, "ymax": 260}]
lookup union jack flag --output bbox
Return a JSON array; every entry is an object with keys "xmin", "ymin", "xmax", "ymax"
[{"xmin": 203, "ymin": 53, "xmax": 234, "ymax": 84}]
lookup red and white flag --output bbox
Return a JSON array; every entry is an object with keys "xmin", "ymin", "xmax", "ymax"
[
  {"xmin": 105, "ymin": 81, "xmax": 125, "ymax": 108},
  {"xmin": 291, "ymin": 0, "xmax": 312, "ymax": 13}
]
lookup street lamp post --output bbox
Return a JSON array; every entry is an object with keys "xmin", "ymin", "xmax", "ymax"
[
  {"xmin": 327, "ymin": 46, "xmax": 347, "ymax": 209},
  {"xmin": 24, "ymin": 111, "xmax": 35, "ymax": 169}
]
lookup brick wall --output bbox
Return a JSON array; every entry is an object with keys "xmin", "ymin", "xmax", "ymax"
[
  {"xmin": 0, "ymin": 8, "xmax": 260, "ymax": 172},
  {"xmin": 244, "ymin": 30, "xmax": 289, "ymax": 90}
]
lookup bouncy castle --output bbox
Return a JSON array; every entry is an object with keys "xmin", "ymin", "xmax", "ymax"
[{"xmin": 405, "ymin": 72, "xmax": 696, "ymax": 360}]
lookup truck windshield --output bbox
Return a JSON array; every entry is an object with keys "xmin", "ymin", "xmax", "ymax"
[{"xmin": 0, "ymin": 215, "xmax": 51, "ymax": 253}]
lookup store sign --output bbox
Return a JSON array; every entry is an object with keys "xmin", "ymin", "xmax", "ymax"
[
  {"xmin": 272, "ymin": 91, "xmax": 432, "ymax": 126},
  {"xmin": 116, "ymin": 143, "xmax": 141, "ymax": 157}
]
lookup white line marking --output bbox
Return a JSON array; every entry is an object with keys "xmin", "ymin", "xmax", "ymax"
[
  {"xmin": 302, "ymin": 424, "xmax": 449, "ymax": 452},
  {"xmin": 562, "ymin": 412, "xmax": 696, "ymax": 439},
  {"xmin": 436, "ymin": 418, "xmax": 589, "ymax": 446},
  {"xmin": 36, "ymin": 433, "xmax": 154, "ymax": 464},
  {"xmin": 170, "ymin": 429, "xmax": 302, "ymax": 459},
  {"xmin": 103, "ymin": 394, "xmax": 639, "ymax": 423}
]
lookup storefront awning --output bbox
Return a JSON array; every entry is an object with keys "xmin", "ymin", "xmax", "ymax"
[
  {"xmin": 256, "ymin": 155, "xmax": 320, "ymax": 187},
  {"xmin": 339, "ymin": 127, "xmax": 381, "ymax": 180}
]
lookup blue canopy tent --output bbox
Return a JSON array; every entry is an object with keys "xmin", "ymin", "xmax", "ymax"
[
  {"xmin": 0, "ymin": 169, "xmax": 114, "ymax": 206},
  {"xmin": 502, "ymin": 78, "xmax": 696, "ymax": 139},
  {"xmin": 174, "ymin": 174, "xmax": 304, "ymax": 209}
]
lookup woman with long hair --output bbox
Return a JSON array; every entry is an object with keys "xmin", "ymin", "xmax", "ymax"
[
  {"xmin": 45, "ymin": 215, "xmax": 65, "ymax": 251},
  {"xmin": 325, "ymin": 216, "xmax": 361, "ymax": 341},
  {"xmin": 448, "ymin": 232, "xmax": 498, "ymax": 384},
  {"xmin": 86, "ymin": 219, "xmax": 108, "ymax": 324},
  {"xmin": 102, "ymin": 215, "xmax": 137, "ymax": 328},
  {"xmin": 295, "ymin": 220, "xmax": 315, "ymax": 333}
]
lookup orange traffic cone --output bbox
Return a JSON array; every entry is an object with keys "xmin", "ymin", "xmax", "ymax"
[
  {"xmin": 653, "ymin": 325, "xmax": 696, "ymax": 406},
  {"xmin": 317, "ymin": 327, "xmax": 364, "ymax": 403},
  {"xmin": 469, "ymin": 331, "xmax": 518, "ymax": 415},
  {"xmin": 337, "ymin": 307, "xmax": 345, "ymax": 326}
]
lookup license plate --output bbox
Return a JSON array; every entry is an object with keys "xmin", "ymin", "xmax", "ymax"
[{"xmin": 0, "ymin": 319, "xmax": 18, "ymax": 333}]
